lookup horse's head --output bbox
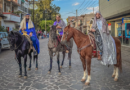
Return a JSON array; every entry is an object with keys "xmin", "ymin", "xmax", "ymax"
[
  {"xmin": 8, "ymin": 31, "xmax": 22, "ymax": 50},
  {"xmin": 49, "ymin": 25, "xmax": 57, "ymax": 40},
  {"xmin": 61, "ymin": 25, "xmax": 73, "ymax": 44}
]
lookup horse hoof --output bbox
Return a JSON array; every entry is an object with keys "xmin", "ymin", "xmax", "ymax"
[
  {"xmin": 58, "ymin": 72, "xmax": 61, "ymax": 75},
  {"xmin": 24, "ymin": 76, "xmax": 27, "ymax": 79},
  {"xmin": 69, "ymin": 66, "xmax": 71, "ymax": 68},
  {"xmin": 85, "ymin": 82, "xmax": 90, "ymax": 85},
  {"xmin": 112, "ymin": 75, "xmax": 115, "ymax": 78},
  {"xmin": 114, "ymin": 78, "xmax": 118, "ymax": 81},
  {"xmin": 28, "ymin": 68, "xmax": 31, "ymax": 71},
  {"xmin": 48, "ymin": 71, "xmax": 51, "ymax": 74},
  {"xmin": 18, "ymin": 75, "xmax": 22, "ymax": 78},
  {"xmin": 81, "ymin": 79, "xmax": 86, "ymax": 82},
  {"xmin": 35, "ymin": 68, "xmax": 38, "ymax": 70},
  {"xmin": 60, "ymin": 66, "xmax": 62, "ymax": 68}
]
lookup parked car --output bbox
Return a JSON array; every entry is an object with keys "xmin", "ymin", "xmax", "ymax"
[{"xmin": 0, "ymin": 32, "xmax": 10, "ymax": 53}]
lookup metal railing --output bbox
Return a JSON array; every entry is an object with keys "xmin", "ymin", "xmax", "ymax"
[{"xmin": 18, "ymin": 5, "xmax": 29, "ymax": 13}]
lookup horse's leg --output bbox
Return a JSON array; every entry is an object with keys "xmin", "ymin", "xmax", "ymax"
[
  {"xmin": 18, "ymin": 57, "xmax": 22, "ymax": 77},
  {"xmin": 60, "ymin": 51, "xmax": 65, "ymax": 68},
  {"xmin": 57, "ymin": 52, "xmax": 61, "ymax": 75},
  {"xmin": 35, "ymin": 55, "xmax": 38, "ymax": 70},
  {"xmin": 112, "ymin": 66, "xmax": 116, "ymax": 78},
  {"xmin": 81, "ymin": 57, "xmax": 87, "ymax": 82},
  {"xmin": 28, "ymin": 53, "xmax": 32, "ymax": 71},
  {"xmin": 85, "ymin": 56, "xmax": 91, "ymax": 85},
  {"xmin": 48, "ymin": 51, "xmax": 53, "ymax": 74},
  {"xmin": 114, "ymin": 66, "xmax": 119, "ymax": 81},
  {"xmin": 24, "ymin": 55, "xmax": 27, "ymax": 79},
  {"xmin": 68, "ymin": 50, "xmax": 72, "ymax": 68}
]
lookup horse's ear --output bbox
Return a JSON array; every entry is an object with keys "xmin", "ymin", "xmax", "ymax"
[
  {"xmin": 11, "ymin": 31, "xmax": 14, "ymax": 35},
  {"xmin": 68, "ymin": 24, "xmax": 70, "ymax": 28}
]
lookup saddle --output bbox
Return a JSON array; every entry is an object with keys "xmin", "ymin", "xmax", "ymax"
[
  {"xmin": 23, "ymin": 35, "xmax": 36, "ymax": 53},
  {"xmin": 88, "ymin": 31, "xmax": 97, "ymax": 57},
  {"xmin": 88, "ymin": 29, "xmax": 103, "ymax": 58}
]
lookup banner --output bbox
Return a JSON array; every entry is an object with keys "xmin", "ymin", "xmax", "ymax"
[{"xmin": 122, "ymin": 18, "xmax": 130, "ymax": 23}]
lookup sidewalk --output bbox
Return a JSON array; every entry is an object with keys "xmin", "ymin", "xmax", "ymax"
[{"xmin": 121, "ymin": 46, "xmax": 130, "ymax": 64}]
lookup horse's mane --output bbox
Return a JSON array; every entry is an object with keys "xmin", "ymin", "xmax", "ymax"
[{"xmin": 70, "ymin": 27, "xmax": 88, "ymax": 38}]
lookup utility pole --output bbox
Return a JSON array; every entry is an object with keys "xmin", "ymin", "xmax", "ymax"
[
  {"xmin": 76, "ymin": 9, "xmax": 78, "ymax": 28},
  {"xmin": 33, "ymin": 0, "xmax": 34, "ymax": 23},
  {"xmin": 93, "ymin": 7, "xmax": 94, "ymax": 14},
  {"xmin": 76, "ymin": 9, "xmax": 77, "ymax": 19},
  {"xmin": 45, "ymin": 18, "xmax": 46, "ymax": 35}
]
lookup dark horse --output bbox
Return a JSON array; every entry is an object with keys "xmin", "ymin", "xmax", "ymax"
[
  {"xmin": 61, "ymin": 25, "xmax": 122, "ymax": 85},
  {"xmin": 8, "ymin": 31, "xmax": 38, "ymax": 79},
  {"xmin": 48, "ymin": 25, "xmax": 73, "ymax": 74}
]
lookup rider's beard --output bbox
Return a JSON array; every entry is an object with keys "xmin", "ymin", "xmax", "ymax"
[
  {"xmin": 96, "ymin": 16, "xmax": 100, "ymax": 19},
  {"xmin": 26, "ymin": 19, "xmax": 29, "ymax": 22}
]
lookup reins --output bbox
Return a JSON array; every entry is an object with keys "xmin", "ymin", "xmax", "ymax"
[
  {"xmin": 14, "ymin": 34, "xmax": 24, "ymax": 50},
  {"xmin": 77, "ymin": 38, "xmax": 92, "ymax": 55}
]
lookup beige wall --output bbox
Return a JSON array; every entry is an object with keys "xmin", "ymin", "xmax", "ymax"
[{"xmin": 99, "ymin": 0, "xmax": 130, "ymax": 19}]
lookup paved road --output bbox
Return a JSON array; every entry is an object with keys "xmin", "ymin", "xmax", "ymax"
[{"xmin": 0, "ymin": 39, "xmax": 130, "ymax": 90}]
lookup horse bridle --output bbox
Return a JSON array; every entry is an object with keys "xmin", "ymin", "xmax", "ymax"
[
  {"xmin": 11, "ymin": 33, "xmax": 24, "ymax": 50},
  {"xmin": 63, "ymin": 30, "xmax": 71, "ymax": 49}
]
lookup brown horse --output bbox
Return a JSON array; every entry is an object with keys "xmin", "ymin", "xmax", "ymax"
[{"xmin": 61, "ymin": 25, "xmax": 122, "ymax": 85}]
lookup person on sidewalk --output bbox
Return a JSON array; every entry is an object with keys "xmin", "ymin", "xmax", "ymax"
[{"xmin": 91, "ymin": 11, "xmax": 117, "ymax": 65}]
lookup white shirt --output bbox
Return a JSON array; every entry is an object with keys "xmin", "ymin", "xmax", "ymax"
[{"xmin": 96, "ymin": 19, "xmax": 102, "ymax": 30}]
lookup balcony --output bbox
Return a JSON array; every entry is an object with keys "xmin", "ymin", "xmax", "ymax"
[
  {"xmin": 5, "ymin": 0, "xmax": 20, "ymax": 6},
  {"xmin": 18, "ymin": 5, "xmax": 31, "ymax": 14},
  {"xmin": 3, "ymin": 12, "xmax": 20, "ymax": 23}
]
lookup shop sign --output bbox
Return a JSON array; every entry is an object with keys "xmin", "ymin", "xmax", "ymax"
[
  {"xmin": 122, "ymin": 18, "xmax": 130, "ymax": 23},
  {"xmin": 125, "ymin": 23, "xmax": 130, "ymax": 38},
  {"xmin": 117, "ymin": 23, "xmax": 122, "ymax": 36}
]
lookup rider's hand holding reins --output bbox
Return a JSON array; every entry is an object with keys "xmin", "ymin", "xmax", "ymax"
[
  {"xmin": 22, "ymin": 28, "xmax": 25, "ymax": 31},
  {"xmin": 56, "ymin": 26, "xmax": 61, "ymax": 28},
  {"xmin": 91, "ymin": 29, "xmax": 96, "ymax": 32}
]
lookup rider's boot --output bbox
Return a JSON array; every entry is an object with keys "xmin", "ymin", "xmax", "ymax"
[{"xmin": 97, "ymin": 51, "xmax": 102, "ymax": 60}]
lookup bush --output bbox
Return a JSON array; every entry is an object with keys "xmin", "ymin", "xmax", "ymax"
[
  {"xmin": 0, "ymin": 26, "xmax": 7, "ymax": 32},
  {"xmin": 39, "ymin": 20, "xmax": 54, "ymax": 32}
]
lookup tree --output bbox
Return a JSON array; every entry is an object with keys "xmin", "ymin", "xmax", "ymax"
[
  {"xmin": 39, "ymin": 20, "xmax": 54, "ymax": 32},
  {"xmin": 30, "ymin": 0, "xmax": 60, "ymax": 29},
  {"xmin": 0, "ymin": 26, "xmax": 7, "ymax": 32}
]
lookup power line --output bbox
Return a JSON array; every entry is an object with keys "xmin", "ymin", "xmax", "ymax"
[
  {"xmin": 79, "ymin": 1, "xmax": 98, "ymax": 16},
  {"xmin": 77, "ymin": 0, "xmax": 86, "ymax": 10},
  {"xmin": 77, "ymin": 0, "xmax": 91, "ymax": 15}
]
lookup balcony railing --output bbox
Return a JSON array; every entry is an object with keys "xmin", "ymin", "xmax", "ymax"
[
  {"xmin": 6, "ymin": 0, "xmax": 20, "ymax": 6},
  {"xmin": 3, "ymin": 12, "xmax": 20, "ymax": 23}
]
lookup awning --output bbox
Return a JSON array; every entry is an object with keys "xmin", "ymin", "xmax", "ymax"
[{"xmin": 0, "ymin": 14, "xmax": 7, "ymax": 18}]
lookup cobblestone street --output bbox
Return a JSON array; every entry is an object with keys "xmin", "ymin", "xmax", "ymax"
[{"xmin": 0, "ymin": 38, "xmax": 130, "ymax": 90}]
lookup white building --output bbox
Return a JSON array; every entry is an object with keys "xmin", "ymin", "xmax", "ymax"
[{"xmin": 0, "ymin": 0, "xmax": 30, "ymax": 31}]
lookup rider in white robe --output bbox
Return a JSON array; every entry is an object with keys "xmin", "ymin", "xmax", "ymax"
[{"xmin": 91, "ymin": 11, "xmax": 117, "ymax": 65}]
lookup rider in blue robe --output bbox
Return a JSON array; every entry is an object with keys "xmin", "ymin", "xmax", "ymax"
[{"xmin": 19, "ymin": 14, "xmax": 40, "ymax": 54}]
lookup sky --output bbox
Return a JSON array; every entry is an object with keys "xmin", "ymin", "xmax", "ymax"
[{"xmin": 52, "ymin": 0, "xmax": 99, "ymax": 24}]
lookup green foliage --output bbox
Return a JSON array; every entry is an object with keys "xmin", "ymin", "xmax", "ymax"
[
  {"xmin": 30, "ymin": 0, "xmax": 60, "ymax": 29},
  {"xmin": 13, "ymin": 11, "xmax": 22, "ymax": 15},
  {"xmin": 39, "ymin": 20, "xmax": 54, "ymax": 32},
  {"xmin": 0, "ymin": 26, "xmax": 7, "ymax": 32}
]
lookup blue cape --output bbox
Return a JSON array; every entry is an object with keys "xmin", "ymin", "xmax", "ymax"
[{"xmin": 20, "ymin": 22, "xmax": 40, "ymax": 54}]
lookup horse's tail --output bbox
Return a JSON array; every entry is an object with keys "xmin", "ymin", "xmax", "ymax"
[{"xmin": 119, "ymin": 47, "xmax": 122, "ymax": 73}]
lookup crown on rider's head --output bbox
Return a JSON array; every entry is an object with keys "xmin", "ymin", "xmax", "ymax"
[{"xmin": 25, "ymin": 14, "xmax": 30, "ymax": 16}]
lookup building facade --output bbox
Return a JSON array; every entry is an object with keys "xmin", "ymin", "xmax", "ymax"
[
  {"xmin": 0, "ymin": 0, "xmax": 30, "ymax": 31},
  {"xmin": 99, "ymin": 0, "xmax": 130, "ymax": 46},
  {"xmin": 68, "ymin": 13, "xmax": 95, "ymax": 34}
]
